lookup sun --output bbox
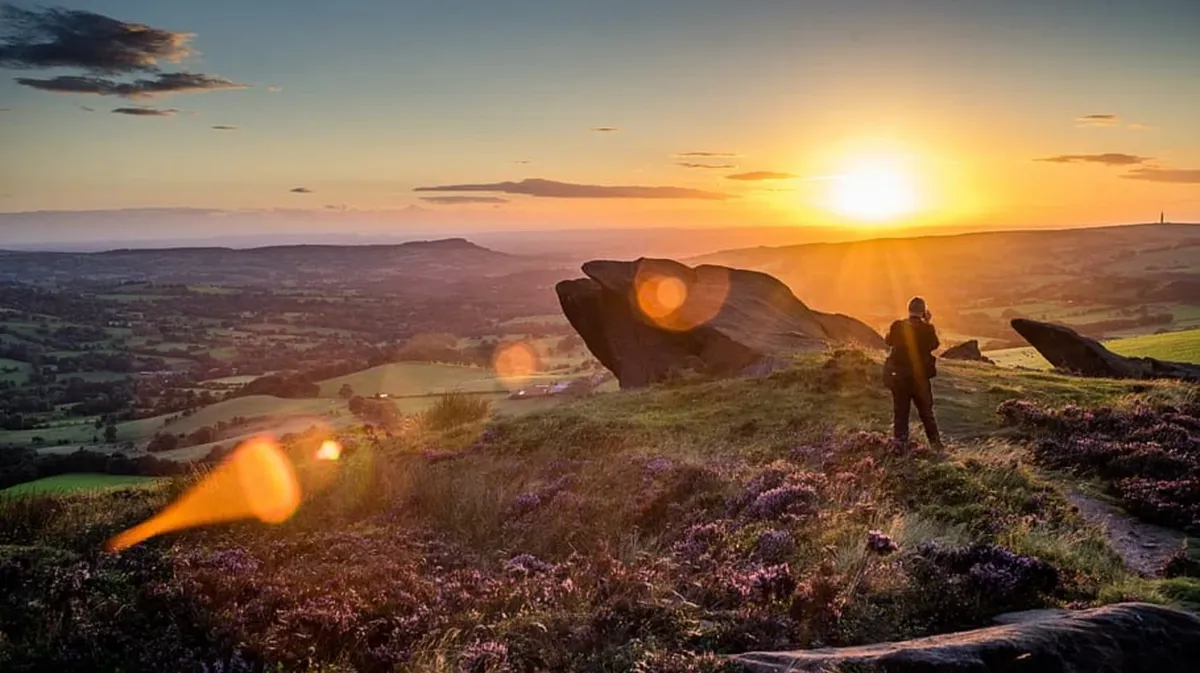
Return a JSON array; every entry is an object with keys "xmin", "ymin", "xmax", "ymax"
[{"xmin": 829, "ymin": 158, "xmax": 918, "ymax": 222}]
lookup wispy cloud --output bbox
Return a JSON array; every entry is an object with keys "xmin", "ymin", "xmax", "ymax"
[
  {"xmin": 16, "ymin": 72, "xmax": 249, "ymax": 98},
  {"xmin": 677, "ymin": 162, "xmax": 737, "ymax": 169},
  {"xmin": 725, "ymin": 171, "xmax": 799, "ymax": 181},
  {"xmin": 0, "ymin": 5, "xmax": 192, "ymax": 73},
  {"xmin": 1127, "ymin": 123, "xmax": 1151, "ymax": 131},
  {"xmin": 1036, "ymin": 153, "xmax": 1149, "ymax": 166},
  {"xmin": 79, "ymin": 104, "xmax": 94, "ymax": 112},
  {"xmin": 290, "ymin": 187, "xmax": 314, "ymax": 194},
  {"xmin": 414, "ymin": 178, "xmax": 729, "ymax": 200},
  {"xmin": 112, "ymin": 106, "xmax": 177, "ymax": 117},
  {"xmin": 211, "ymin": 124, "xmax": 237, "ymax": 130},
  {"xmin": 420, "ymin": 196, "xmax": 510, "ymax": 205},
  {"xmin": 511, "ymin": 160, "xmax": 532, "ymax": 165},
  {"xmin": 676, "ymin": 151, "xmax": 740, "ymax": 158},
  {"xmin": 1075, "ymin": 114, "xmax": 1119, "ymax": 128},
  {"xmin": 1122, "ymin": 167, "xmax": 1200, "ymax": 184},
  {"xmin": 590, "ymin": 127, "xmax": 619, "ymax": 132},
  {"xmin": 267, "ymin": 85, "xmax": 283, "ymax": 93}
]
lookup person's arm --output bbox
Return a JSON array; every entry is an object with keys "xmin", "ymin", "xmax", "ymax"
[
  {"xmin": 928, "ymin": 323, "xmax": 940, "ymax": 352},
  {"xmin": 885, "ymin": 321, "xmax": 897, "ymax": 347}
]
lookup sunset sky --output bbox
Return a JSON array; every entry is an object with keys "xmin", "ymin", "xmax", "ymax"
[{"xmin": 1, "ymin": 0, "xmax": 1198, "ymax": 240}]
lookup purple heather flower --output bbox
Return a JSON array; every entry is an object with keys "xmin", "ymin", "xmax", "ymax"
[
  {"xmin": 866, "ymin": 530, "xmax": 899, "ymax": 555},
  {"xmin": 505, "ymin": 553, "xmax": 553, "ymax": 575},
  {"xmin": 459, "ymin": 640, "xmax": 509, "ymax": 673},
  {"xmin": 755, "ymin": 529, "xmax": 796, "ymax": 562}
]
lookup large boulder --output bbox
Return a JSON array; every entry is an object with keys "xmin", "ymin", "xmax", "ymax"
[
  {"xmin": 556, "ymin": 258, "xmax": 884, "ymax": 388},
  {"xmin": 941, "ymin": 339, "xmax": 992, "ymax": 363},
  {"xmin": 731, "ymin": 602, "xmax": 1200, "ymax": 672},
  {"xmin": 1010, "ymin": 318, "xmax": 1200, "ymax": 382}
]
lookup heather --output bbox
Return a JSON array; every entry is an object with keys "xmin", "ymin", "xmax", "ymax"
[
  {"xmin": 0, "ymin": 355, "xmax": 1194, "ymax": 671},
  {"xmin": 1000, "ymin": 398, "xmax": 1200, "ymax": 532}
]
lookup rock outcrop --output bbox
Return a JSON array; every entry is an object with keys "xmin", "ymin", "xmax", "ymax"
[
  {"xmin": 1010, "ymin": 318, "xmax": 1200, "ymax": 382},
  {"xmin": 556, "ymin": 258, "xmax": 884, "ymax": 388},
  {"xmin": 731, "ymin": 602, "xmax": 1200, "ymax": 672},
  {"xmin": 941, "ymin": 339, "xmax": 992, "ymax": 363}
]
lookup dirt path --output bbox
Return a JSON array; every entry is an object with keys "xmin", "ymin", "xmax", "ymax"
[{"xmin": 1067, "ymin": 492, "xmax": 1186, "ymax": 577}]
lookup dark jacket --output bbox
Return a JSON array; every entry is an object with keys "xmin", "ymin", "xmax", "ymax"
[{"xmin": 885, "ymin": 316, "xmax": 939, "ymax": 380}]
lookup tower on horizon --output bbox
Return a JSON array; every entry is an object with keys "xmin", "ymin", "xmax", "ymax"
[{"xmin": 1161, "ymin": 211, "xmax": 1165, "ymax": 224}]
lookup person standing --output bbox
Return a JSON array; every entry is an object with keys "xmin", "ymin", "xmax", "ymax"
[{"xmin": 883, "ymin": 296, "xmax": 943, "ymax": 449}]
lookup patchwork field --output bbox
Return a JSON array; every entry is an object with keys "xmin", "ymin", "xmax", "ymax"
[{"xmin": 0, "ymin": 473, "xmax": 160, "ymax": 496}]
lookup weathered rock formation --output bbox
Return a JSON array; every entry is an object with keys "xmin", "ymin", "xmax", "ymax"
[
  {"xmin": 1011, "ymin": 318, "xmax": 1200, "ymax": 382},
  {"xmin": 556, "ymin": 258, "xmax": 884, "ymax": 388},
  {"xmin": 731, "ymin": 602, "xmax": 1200, "ymax": 672},
  {"xmin": 941, "ymin": 339, "xmax": 993, "ymax": 363}
]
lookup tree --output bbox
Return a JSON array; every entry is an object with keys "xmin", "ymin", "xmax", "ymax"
[
  {"xmin": 146, "ymin": 433, "xmax": 179, "ymax": 453},
  {"xmin": 348, "ymin": 395, "xmax": 365, "ymax": 415},
  {"xmin": 104, "ymin": 423, "xmax": 118, "ymax": 444},
  {"xmin": 338, "ymin": 383, "xmax": 355, "ymax": 399},
  {"xmin": 94, "ymin": 417, "xmax": 104, "ymax": 430}
]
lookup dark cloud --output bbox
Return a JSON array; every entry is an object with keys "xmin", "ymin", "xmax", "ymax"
[
  {"xmin": 211, "ymin": 124, "xmax": 237, "ymax": 130},
  {"xmin": 16, "ymin": 72, "xmax": 249, "ymax": 98},
  {"xmin": 1122, "ymin": 167, "xmax": 1200, "ymax": 184},
  {"xmin": 1036, "ymin": 153, "xmax": 1149, "ymax": 166},
  {"xmin": 111, "ymin": 106, "xmax": 177, "ymax": 117},
  {"xmin": 290, "ymin": 187, "xmax": 314, "ymax": 194},
  {"xmin": 0, "ymin": 107, "xmax": 9, "ymax": 112},
  {"xmin": 1075, "ymin": 114, "xmax": 1119, "ymax": 127},
  {"xmin": 676, "ymin": 151, "xmax": 740, "ymax": 158},
  {"xmin": 0, "ymin": 5, "xmax": 193, "ymax": 73},
  {"xmin": 725, "ymin": 171, "xmax": 799, "ymax": 181},
  {"xmin": 677, "ymin": 162, "xmax": 737, "ymax": 169},
  {"xmin": 421, "ymin": 196, "xmax": 510, "ymax": 205},
  {"xmin": 414, "ymin": 178, "xmax": 728, "ymax": 200},
  {"xmin": 590, "ymin": 127, "xmax": 619, "ymax": 132}
]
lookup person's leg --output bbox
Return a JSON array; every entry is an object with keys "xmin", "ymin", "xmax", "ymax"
[
  {"xmin": 891, "ymin": 378, "xmax": 912, "ymax": 443},
  {"xmin": 914, "ymin": 377, "xmax": 942, "ymax": 448}
]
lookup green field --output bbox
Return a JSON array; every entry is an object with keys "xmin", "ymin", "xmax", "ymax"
[
  {"xmin": 316, "ymin": 362, "xmax": 566, "ymax": 398},
  {"xmin": 0, "ymin": 473, "xmax": 159, "ymax": 496},
  {"xmin": 1107, "ymin": 329, "xmax": 1200, "ymax": 363},
  {"xmin": 985, "ymin": 327, "xmax": 1200, "ymax": 370}
]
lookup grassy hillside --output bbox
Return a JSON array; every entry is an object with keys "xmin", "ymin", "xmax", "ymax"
[
  {"xmin": 316, "ymin": 361, "xmax": 569, "ymax": 398},
  {"xmin": 1107, "ymin": 328, "xmax": 1200, "ymax": 362},
  {"xmin": 986, "ymin": 327, "xmax": 1200, "ymax": 370},
  {"xmin": 2, "ymin": 352, "xmax": 1196, "ymax": 670},
  {"xmin": 0, "ymin": 473, "xmax": 159, "ymax": 496}
]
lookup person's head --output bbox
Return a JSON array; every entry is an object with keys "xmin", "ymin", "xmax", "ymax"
[{"xmin": 908, "ymin": 296, "xmax": 928, "ymax": 318}]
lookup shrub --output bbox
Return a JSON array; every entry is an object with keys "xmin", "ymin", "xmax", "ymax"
[{"xmin": 420, "ymin": 392, "xmax": 491, "ymax": 431}]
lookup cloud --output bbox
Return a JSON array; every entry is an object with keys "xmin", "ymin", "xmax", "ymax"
[
  {"xmin": 290, "ymin": 187, "xmax": 314, "ymax": 194},
  {"xmin": 1127, "ymin": 123, "xmax": 1150, "ymax": 131},
  {"xmin": 420, "ymin": 196, "xmax": 511, "ymax": 205},
  {"xmin": 0, "ymin": 5, "xmax": 193, "ymax": 73},
  {"xmin": 1075, "ymin": 114, "xmax": 1119, "ymax": 128},
  {"xmin": 267, "ymin": 85, "xmax": 283, "ymax": 93},
  {"xmin": 677, "ymin": 162, "xmax": 737, "ymax": 169},
  {"xmin": 676, "ymin": 151, "xmax": 740, "ymax": 158},
  {"xmin": 211, "ymin": 124, "xmax": 237, "ymax": 130},
  {"xmin": 324, "ymin": 204, "xmax": 347, "ymax": 211},
  {"xmin": 0, "ymin": 107, "xmax": 9, "ymax": 112},
  {"xmin": 725, "ymin": 171, "xmax": 799, "ymax": 181},
  {"xmin": 511, "ymin": 160, "xmax": 532, "ymax": 165},
  {"xmin": 112, "ymin": 106, "xmax": 177, "ymax": 117},
  {"xmin": 590, "ymin": 127, "xmax": 619, "ymax": 132},
  {"xmin": 79, "ymin": 104, "xmax": 94, "ymax": 112},
  {"xmin": 414, "ymin": 178, "xmax": 729, "ymax": 200},
  {"xmin": 1036, "ymin": 153, "xmax": 1149, "ymax": 166},
  {"xmin": 16, "ymin": 72, "xmax": 249, "ymax": 98},
  {"xmin": 1122, "ymin": 167, "xmax": 1200, "ymax": 184}
]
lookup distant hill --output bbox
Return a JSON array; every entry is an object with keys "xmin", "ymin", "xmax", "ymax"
[
  {"xmin": 0, "ymin": 238, "xmax": 567, "ymax": 287},
  {"xmin": 693, "ymin": 223, "xmax": 1200, "ymax": 341}
]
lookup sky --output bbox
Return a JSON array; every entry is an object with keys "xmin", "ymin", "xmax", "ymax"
[{"xmin": 1, "ymin": 0, "xmax": 1198, "ymax": 243}]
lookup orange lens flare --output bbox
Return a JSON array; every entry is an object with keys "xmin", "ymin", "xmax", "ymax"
[
  {"xmin": 106, "ymin": 437, "xmax": 301, "ymax": 552},
  {"xmin": 632, "ymin": 262, "xmax": 729, "ymax": 332},
  {"xmin": 492, "ymin": 340, "xmax": 541, "ymax": 387},
  {"xmin": 315, "ymin": 439, "xmax": 342, "ymax": 461}
]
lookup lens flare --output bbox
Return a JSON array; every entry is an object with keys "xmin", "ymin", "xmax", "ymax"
[
  {"xmin": 106, "ymin": 436, "xmax": 300, "ymax": 552},
  {"xmin": 315, "ymin": 439, "xmax": 342, "ymax": 461},
  {"xmin": 492, "ymin": 340, "xmax": 541, "ymax": 387},
  {"xmin": 632, "ymin": 262, "xmax": 729, "ymax": 332}
]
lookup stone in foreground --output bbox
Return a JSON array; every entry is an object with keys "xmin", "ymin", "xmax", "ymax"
[
  {"xmin": 556, "ymin": 258, "xmax": 884, "ymax": 388},
  {"xmin": 1011, "ymin": 318, "xmax": 1200, "ymax": 382},
  {"xmin": 730, "ymin": 602, "xmax": 1200, "ymax": 672}
]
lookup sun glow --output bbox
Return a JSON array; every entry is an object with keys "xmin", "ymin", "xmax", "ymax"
[{"xmin": 828, "ymin": 157, "xmax": 919, "ymax": 222}]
